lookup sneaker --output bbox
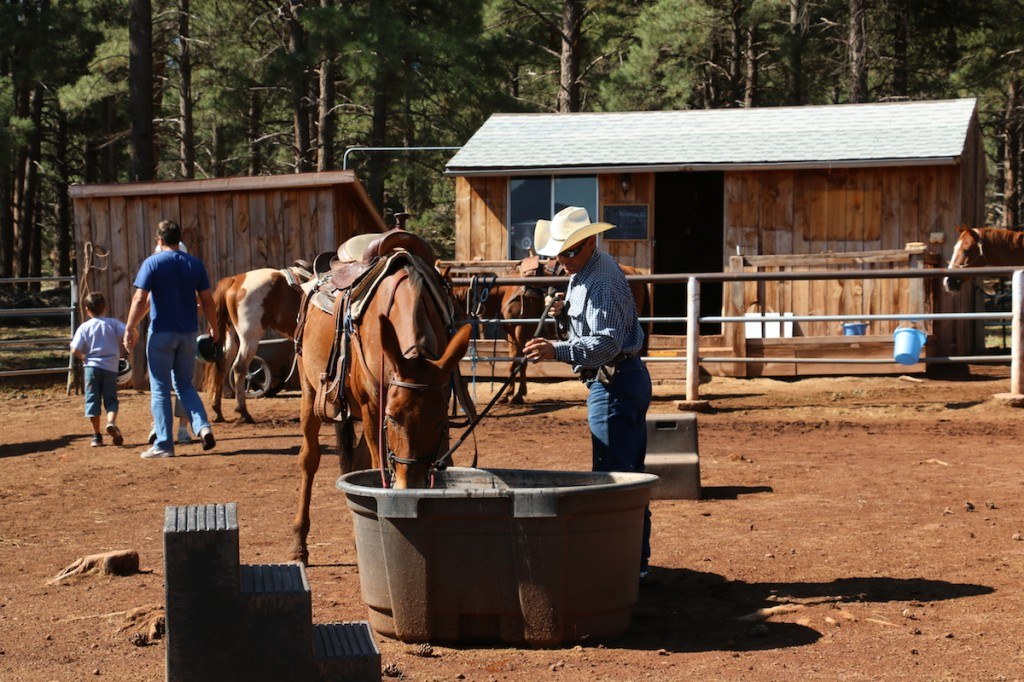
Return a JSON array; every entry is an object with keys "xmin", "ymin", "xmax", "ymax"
[
  {"xmin": 148, "ymin": 428, "xmax": 157, "ymax": 445},
  {"xmin": 140, "ymin": 446, "xmax": 173, "ymax": 459},
  {"xmin": 176, "ymin": 427, "xmax": 192, "ymax": 444},
  {"xmin": 105, "ymin": 423, "xmax": 124, "ymax": 446},
  {"xmin": 199, "ymin": 427, "xmax": 215, "ymax": 451},
  {"xmin": 90, "ymin": 434, "xmax": 103, "ymax": 447}
]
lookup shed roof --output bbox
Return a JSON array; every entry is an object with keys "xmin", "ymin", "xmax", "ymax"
[{"xmin": 446, "ymin": 98, "xmax": 977, "ymax": 176}]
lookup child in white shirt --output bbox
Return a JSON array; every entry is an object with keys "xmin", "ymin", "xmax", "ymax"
[{"xmin": 71, "ymin": 293, "xmax": 127, "ymax": 446}]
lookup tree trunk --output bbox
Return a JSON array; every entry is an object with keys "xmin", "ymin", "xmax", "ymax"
[
  {"xmin": 211, "ymin": 123, "xmax": 225, "ymax": 177},
  {"xmin": 557, "ymin": 0, "xmax": 583, "ymax": 112},
  {"xmin": 178, "ymin": 0, "xmax": 195, "ymax": 178},
  {"xmin": 317, "ymin": 0, "xmax": 336, "ymax": 172},
  {"xmin": 728, "ymin": 1, "xmax": 743, "ymax": 107},
  {"xmin": 368, "ymin": 88, "xmax": 387, "ymax": 210},
  {"xmin": 787, "ymin": 0, "xmax": 807, "ymax": 105},
  {"xmin": 22, "ymin": 84, "xmax": 44, "ymax": 280},
  {"xmin": 744, "ymin": 26, "xmax": 757, "ymax": 107},
  {"xmin": 286, "ymin": 3, "xmax": 312, "ymax": 173},
  {"xmin": 848, "ymin": 0, "xmax": 868, "ymax": 103},
  {"xmin": 248, "ymin": 91, "xmax": 262, "ymax": 176},
  {"xmin": 891, "ymin": 0, "xmax": 908, "ymax": 98},
  {"xmin": 56, "ymin": 110, "xmax": 72, "ymax": 278},
  {"xmin": 129, "ymin": 0, "xmax": 155, "ymax": 181},
  {"xmin": 0, "ymin": 171, "xmax": 12, "ymax": 277},
  {"xmin": 1004, "ymin": 78, "xmax": 1020, "ymax": 230}
]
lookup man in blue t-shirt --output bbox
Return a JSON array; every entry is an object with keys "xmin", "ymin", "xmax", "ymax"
[{"xmin": 123, "ymin": 220, "xmax": 220, "ymax": 459}]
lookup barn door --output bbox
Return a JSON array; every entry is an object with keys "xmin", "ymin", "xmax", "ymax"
[{"xmin": 653, "ymin": 172, "xmax": 724, "ymax": 335}]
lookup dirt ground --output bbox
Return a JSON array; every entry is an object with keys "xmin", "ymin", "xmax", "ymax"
[{"xmin": 2, "ymin": 365, "xmax": 1024, "ymax": 681}]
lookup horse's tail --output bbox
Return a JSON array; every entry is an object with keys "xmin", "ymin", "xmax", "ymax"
[{"xmin": 204, "ymin": 276, "xmax": 234, "ymax": 393}]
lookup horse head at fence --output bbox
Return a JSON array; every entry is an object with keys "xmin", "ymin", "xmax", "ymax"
[
  {"xmin": 549, "ymin": 259, "xmax": 652, "ymax": 355},
  {"xmin": 943, "ymin": 226, "xmax": 1024, "ymax": 293},
  {"xmin": 291, "ymin": 230, "xmax": 471, "ymax": 564},
  {"xmin": 448, "ymin": 256, "xmax": 553, "ymax": 404}
]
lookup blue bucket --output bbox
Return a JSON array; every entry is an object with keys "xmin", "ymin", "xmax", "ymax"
[
  {"xmin": 843, "ymin": 322, "xmax": 868, "ymax": 336},
  {"xmin": 893, "ymin": 327, "xmax": 927, "ymax": 365}
]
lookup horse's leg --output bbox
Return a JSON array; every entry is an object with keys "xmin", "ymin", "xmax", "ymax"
[
  {"xmin": 232, "ymin": 322, "xmax": 263, "ymax": 423},
  {"xmin": 509, "ymin": 326, "xmax": 528, "ymax": 404},
  {"xmin": 212, "ymin": 327, "xmax": 238, "ymax": 422},
  {"xmin": 290, "ymin": 367, "xmax": 321, "ymax": 565}
]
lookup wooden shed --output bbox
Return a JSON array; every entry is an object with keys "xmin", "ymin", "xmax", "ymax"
[
  {"xmin": 445, "ymin": 98, "xmax": 987, "ymax": 376},
  {"xmin": 70, "ymin": 171, "xmax": 386, "ymax": 322}
]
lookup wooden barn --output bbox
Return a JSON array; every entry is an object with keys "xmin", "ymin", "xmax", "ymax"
[
  {"xmin": 70, "ymin": 171, "xmax": 385, "ymax": 322},
  {"xmin": 445, "ymin": 98, "xmax": 987, "ymax": 376}
]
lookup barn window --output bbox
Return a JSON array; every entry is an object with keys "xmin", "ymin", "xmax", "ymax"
[{"xmin": 508, "ymin": 176, "xmax": 597, "ymax": 259}]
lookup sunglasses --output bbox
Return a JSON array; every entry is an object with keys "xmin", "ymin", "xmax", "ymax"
[{"xmin": 560, "ymin": 242, "xmax": 586, "ymax": 258}]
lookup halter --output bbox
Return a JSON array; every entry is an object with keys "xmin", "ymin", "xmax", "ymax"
[
  {"xmin": 371, "ymin": 270, "xmax": 453, "ymax": 486},
  {"xmin": 951, "ymin": 234, "xmax": 985, "ymax": 269}
]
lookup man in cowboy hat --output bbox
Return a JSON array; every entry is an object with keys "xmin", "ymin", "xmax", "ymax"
[{"xmin": 524, "ymin": 206, "xmax": 653, "ymax": 578}]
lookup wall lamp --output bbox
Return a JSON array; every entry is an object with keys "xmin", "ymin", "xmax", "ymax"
[{"xmin": 620, "ymin": 173, "xmax": 632, "ymax": 196}]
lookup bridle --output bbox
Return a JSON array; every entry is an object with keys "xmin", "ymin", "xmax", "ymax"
[{"xmin": 950, "ymin": 235, "xmax": 985, "ymax": 270}]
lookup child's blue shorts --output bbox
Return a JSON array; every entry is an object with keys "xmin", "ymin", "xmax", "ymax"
[{"xmin": 84, "ymin": 366, "xmax": 119, "ymax": 417}]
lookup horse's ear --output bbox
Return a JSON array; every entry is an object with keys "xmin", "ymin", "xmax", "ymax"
[
  {"xmin": 378, "ymin": 314, "xmax": 411, "ymax": 376},
  {"xmin": 434, "ymin": 324, "xmax": 472, "ymax": 376}
]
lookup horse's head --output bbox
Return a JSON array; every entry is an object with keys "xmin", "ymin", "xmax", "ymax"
[
  {"xmin": 944, "ymin": 227, "xmax": 986, "ymax": 293},
  {"xmin": 378, "ymin": 314, "xmax": 471, "ymax": 488}
]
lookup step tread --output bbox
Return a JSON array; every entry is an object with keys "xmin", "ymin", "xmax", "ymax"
[
  {"xmin": 164, "ymin": 503, "xmax": 238, "ymax": 533},
  {"xmin": 312, "ymin": 622, "xmax": 380, "ymax": 660},
  {"xmin": 240, "ymin": 563, "xmax": 310, "ymax": 594}
]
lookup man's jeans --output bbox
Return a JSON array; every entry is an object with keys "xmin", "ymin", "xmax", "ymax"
[
  {"xmin": 147, "ymin": 331, "xmax": 210, "ymax": 452},
  {"xmin": 587, "ymin": 356, "xmax": 653, "ymax": 568}
]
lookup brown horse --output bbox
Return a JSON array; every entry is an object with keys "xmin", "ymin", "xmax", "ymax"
[
  {"xmin": 449, "ymin": 257, "xmax": 552, "ymax": 404},
  {"xmin": 943, "ymin": 226, "xmax": 1024, "ymax": 293},
  {"xmin": 549, "ymin": 259, "xmax": 653, "ymax": 355},
  {"xmin": 291, "ymin": 238, "xmax": 471, "ymax": 565},
  {"xmin": 450, "ymin": 256, "xmax": 652, "ymax": 404},
  {"xmin": 210, "ymin": 263, "xmax": 313, "ymax": 423}
]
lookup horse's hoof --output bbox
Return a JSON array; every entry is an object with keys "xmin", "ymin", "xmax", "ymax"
[
  {"xmin": 509, "ymin": 395, "xmax": 525, "ymax": 405},
  {"xmin": 288, "ymin": 548, "xmax": 308, "ymax": 566},
  {"xmin": 499, "ymin": 395, "xmax": 511, "ymax": 404},
  {"xmin": 213, "ymin": 415, "xmax": 225, "ymax": 423},
  {"xmin": 238, "ymin": 413, "xmax": 255, "ymax": 424}
]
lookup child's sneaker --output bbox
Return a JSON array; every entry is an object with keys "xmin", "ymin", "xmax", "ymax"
[
  {"xmin": 140, "ymin": 446, "xmax": 173, "ymax": 459},
  {"xmin": 105, "ymin": 423, "xmax": 124, "ymax": 446},
  {"xmin": 90, "ymin": 434, "xmax": 103, "ymax": 447},
  {"xmin": 176, "ymin": 427, "xmax": 192, "ymax": 444}
]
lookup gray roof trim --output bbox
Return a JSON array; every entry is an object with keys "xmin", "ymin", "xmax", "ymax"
[{"xmin": 446, "ymin": 156, "xmax": 960, "ymax": 178}]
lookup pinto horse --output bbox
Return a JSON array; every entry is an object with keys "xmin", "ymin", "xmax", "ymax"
[
  {"xmin": 210, "ymin": 263, "xmax": 313, "ymax": 423},
  {"xmin": 290, "ymin": 233, "xmax": 471, "ymax": 565},
  {"xmin": 943, "ymin": 226, "xmax": 1024, "ymax": 293}
]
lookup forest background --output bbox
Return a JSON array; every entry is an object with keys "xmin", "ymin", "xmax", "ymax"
[{"xmin": 4, "ymin": 0, "xmax": 1024, "ymax": 279}]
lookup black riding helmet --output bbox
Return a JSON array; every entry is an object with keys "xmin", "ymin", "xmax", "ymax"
[{"xmin": 195, "ymin": 334, "xmax": 223, "ymax": 363}]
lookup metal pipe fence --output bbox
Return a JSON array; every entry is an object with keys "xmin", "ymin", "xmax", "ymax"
[
  {"xmin": 0, "ymin": 276, "xmax": 78, "ymax": 380},
  {"xmin": 453, "ymin": 265, "xmax": 1024, "ymax": 402}
]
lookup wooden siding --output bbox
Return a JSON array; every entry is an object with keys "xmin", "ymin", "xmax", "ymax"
[
  {"xmin": 599, "ymin": 172, "xmax": 652, "ymax": 272},
  {"xmin": 71, "ymin": 172, "xmax": 385, "ymax": 322},
  {"xmin": 455, "ymin": 176, "xmax": 507, "ymax": 261}
]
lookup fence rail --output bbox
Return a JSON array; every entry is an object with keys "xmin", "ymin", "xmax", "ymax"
[
  {"xmin": 0, "ymin": 276, "xmax": 77, "ymax": 381},
  {"xmin": 453, "ymin": 265, "xmax": 1024, "ymax": 403}
]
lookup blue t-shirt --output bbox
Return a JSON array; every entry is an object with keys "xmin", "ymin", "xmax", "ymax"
[
  {"xmin": 71, "ymin": 317, "xmax": 127, "ymax": 373},
  {"xmin": 133, "ymin": 249, "xmax": 211, "ymax": 334}
]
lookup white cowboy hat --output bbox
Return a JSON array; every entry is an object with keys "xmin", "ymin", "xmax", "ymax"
[{"xmin": 533, "ymin": 206, "xmax": 614, "ymax": 257}]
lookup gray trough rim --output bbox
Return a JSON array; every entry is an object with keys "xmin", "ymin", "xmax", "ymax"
[{"xmin": 336, "ymin": 467, "xmax": 659, "ymax": 519}]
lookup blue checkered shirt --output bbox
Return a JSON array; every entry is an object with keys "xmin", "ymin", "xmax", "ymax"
[{"xmin": 552, "ymin": 249, "xmax": 645, "ymax": 371}]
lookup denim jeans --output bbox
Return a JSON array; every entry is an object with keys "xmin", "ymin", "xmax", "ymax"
[
  {"xmin": 586, "ymin": 356, "xmax": 653, "ymax": 568},
  {"xmin": 147, "ymin": 331, "xmax": 210, "ymax": 452},
  {"xmin": 84, "ymin": 366, "xmax": 118, "ymax": 417}
]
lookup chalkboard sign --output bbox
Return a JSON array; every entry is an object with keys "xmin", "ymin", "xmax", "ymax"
[{"xmin": 602, "ymin": 204, "xmax": 649, "ymax": 240}]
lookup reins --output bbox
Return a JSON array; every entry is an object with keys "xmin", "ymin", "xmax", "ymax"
[{"xmin": 432, "ymin": 291, "xmax": 558, "ymax": 470}]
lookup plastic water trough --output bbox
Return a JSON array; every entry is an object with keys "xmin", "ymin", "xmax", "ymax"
[{"xmin": 336, "ymin": 467, "xmax": 658, "ymax": 646}]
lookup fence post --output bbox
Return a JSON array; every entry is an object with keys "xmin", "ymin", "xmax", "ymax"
[
  {"xmin": 1012, "ymin": 270, "xmax": 1023, "ymax": 395},
  {"xmin": 686, "ymin": 277, "xmax": 700, "ymax": 401}
]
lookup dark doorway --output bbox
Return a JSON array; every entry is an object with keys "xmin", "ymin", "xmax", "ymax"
[{"xmin": 653, "ymin": 172, "xmax": 724, "ymax": 335}]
